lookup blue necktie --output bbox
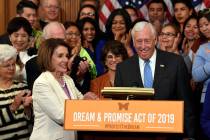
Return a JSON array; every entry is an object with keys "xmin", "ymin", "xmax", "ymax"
[{"xmin": 144, "ymin": 60, "xmax": 153, "ymax": 88}]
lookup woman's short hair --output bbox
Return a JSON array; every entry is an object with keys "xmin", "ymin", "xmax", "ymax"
[
  {"xmin": 101, "ymin": 40, "xmax": 128, "ymax": 66},
  {"xmin": 64, "ymin": 21, "xmax": 79, "ymax": 30},
  {"xmin": 37, "ymin": 38, "xmax": 71, "ymax": 72},
  {"xmin": 7, "ymin": 17, "xmax": 32, "ymax": 36},
  {"xmin": 105, "ymin": 8, "xmax": 132, "ymax": 39},
  {"xmin": 162, "ymin": 23, "xmax": 181, "ymax": 35},
  {"xmin": 0, "ymin": 44, "xmax": 17, "ymax": 65}
]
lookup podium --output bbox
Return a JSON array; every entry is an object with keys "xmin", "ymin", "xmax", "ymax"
[
  {"xmin": 64, "ymin": 87, "xmax": 184, "ymax": 140},
  {"xmin": 101, "ymin": 87, "xmax": 154, "ymax": 100}
]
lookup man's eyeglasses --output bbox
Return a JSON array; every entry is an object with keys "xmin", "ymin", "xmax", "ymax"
[
  {"xmin": 159, "ymin": 32, "xmax": 176, "ymax": 38},
  {"xmin": 136, "ymin": 39, "xmax": 154, "ymax": 46},
  {"xmin": 44, "ymin": 5, "xmax": 60, "ymax": 10}
]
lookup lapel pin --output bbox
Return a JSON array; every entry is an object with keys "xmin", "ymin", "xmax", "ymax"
[{"xmin": 160, "ymin": 64, "xmax": 165, "ymax": 67}]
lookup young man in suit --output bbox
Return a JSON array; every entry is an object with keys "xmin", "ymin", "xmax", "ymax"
[{"xmin": 115, "ymin": 21, "xmax": 196, "ymax": 139}]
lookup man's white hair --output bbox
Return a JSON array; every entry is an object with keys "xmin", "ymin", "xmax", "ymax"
[
  {"xmin": 0, "ymin": 44, "xmax": 17, "ymax": 65},
  {"xmin": 42, "ymin": 21, "xmax": 65, "ymax": 39},
  {"xmin": 131, "ymin": 21, "xmax": 157, "ymax": 39}
]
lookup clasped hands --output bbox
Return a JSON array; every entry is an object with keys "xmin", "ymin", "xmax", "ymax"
[
  {"xmin": 10, "ymin": 90, "xmax": 32, "ymax": 113},
  {"xmin": 68, "ymin": 54, "xmax": 90, "ymax": 82}
]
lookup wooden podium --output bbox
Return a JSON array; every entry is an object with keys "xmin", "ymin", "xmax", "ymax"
[{"xmin": 64, "ymin": 87, "xmax": 184, "ymax": 140}]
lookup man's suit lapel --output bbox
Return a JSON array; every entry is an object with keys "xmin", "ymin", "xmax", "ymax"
[
  {"xmin": 153, "ymin": 50, "xmax": 167, "ymax": 89},
  {"xmin": 132, "ymin": 55, "xmax": 144, "ymax": 87}
]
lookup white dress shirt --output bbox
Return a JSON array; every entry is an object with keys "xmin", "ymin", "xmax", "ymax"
[{"xmin": 138, "ymin": 49, "xmax": 157, "ymax": 86}]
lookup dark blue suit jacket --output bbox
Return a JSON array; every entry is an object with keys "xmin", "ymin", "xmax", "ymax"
[
  {"xmin": 201, "ymin": 82, "xmax": 210, "ymax": 138},
  {"xmin": 115, "ymin": 49, "xmax": 195, "ymax": 138}
]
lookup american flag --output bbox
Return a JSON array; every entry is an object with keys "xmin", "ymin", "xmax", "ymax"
[{"xmin": 99, "ymin": 0, "xmax": 209, "ymax": 31}]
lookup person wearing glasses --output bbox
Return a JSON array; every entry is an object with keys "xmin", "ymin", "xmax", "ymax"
[
  {"xmin": 64, "ymin": 21, "xmax": 96, "ymax": 93},
  {"xmin": 158, "ymin": 23, "xmax": 181, "ymax": 54},
  {"xmin": 90, "ymin": 40, "xmax": 128, "ymax": 98},
  {"xmin": 0, "ymin": 44, "xmax": 32, "ymax": 140},
  {"xmin": 39, "ymin": 0, "xmax": 60, "ymax": 29},
  {"xmin": 115, "ymin": 21, "xmax": 195, "ymax": 139},
  {"xmin": 76, "ymin": 4, "xmax": 98, "ymax": 24}
]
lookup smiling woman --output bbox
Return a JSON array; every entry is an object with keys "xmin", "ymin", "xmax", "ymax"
[
  {"xmin": 30, "ymin": 38, "xmax": 98, "ymax": 140},
  {"xmin": 65, "ymin": 20, "xmax": 97, "ymax": 79},
  {"xmin": 158, "ymin": 23, "xmax": 180, "ymax": 54},
  {"xmin": 90, "ymin": 40, "xmax": 128, "ymax": 98},
  {"xmin": 7, "ymin": 17, "xmax": 36, "ymax": 82},
  {"xmin": 0, "ymin": 44, "xmax": 32, "ymax": 140}
]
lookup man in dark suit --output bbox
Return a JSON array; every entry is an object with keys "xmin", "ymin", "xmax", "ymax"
[{"xmin": 115, "ymin": 21, "xmax": 196, "ymax": 139}]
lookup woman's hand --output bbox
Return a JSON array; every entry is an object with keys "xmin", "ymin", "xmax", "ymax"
[
  {"xmin": 171, "ymin": 33, "xmax": 181, "ymax": 54},
  {"xmin": 114, "ymin": 30, "xmax": 125, "ymax": 41},
  {"xmin": 9, "ymin": 91, "xmax": 26, "ymax": 112},
  {"xmin": 22, "ymin": 90, "xmax": 32, "ymax": 107},
  {"xmin": 73, "ymin": 38, "xmax": 81, "ymax": 55},
  {"xmin": 83, "ymin": 92, "xmax": 99, "ymax": 100},
  {"xmin": 122, "ymin": 31, "xmax": 134, "ymax": 57},
  {"xmin": 182, "ymin": 37, "xmax": 190, "ymax": 55},
  {"xmin": 68, "ymin": 54, "xmax": 77, "ymax": 71}
]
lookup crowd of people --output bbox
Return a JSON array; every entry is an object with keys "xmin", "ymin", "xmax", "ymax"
[{"xmin": 0, "ymin": 0, "xmax": 209, "ymax": 140}]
